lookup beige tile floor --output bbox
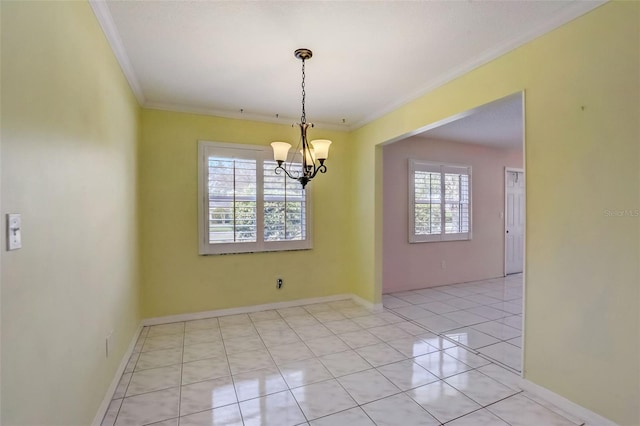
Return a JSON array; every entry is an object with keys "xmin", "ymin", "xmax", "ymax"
[{"xmin": 102, "ymin": 275, "xmax": 584, "ymax": 426}]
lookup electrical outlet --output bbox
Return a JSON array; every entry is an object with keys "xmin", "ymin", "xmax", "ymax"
[
  {"xmin": 277, "ymin": 278, "xmax": 283, "ymax": 289},
  {"xmin": 441, "ymin": 260, "xmax": 447, "ymax": 269}
]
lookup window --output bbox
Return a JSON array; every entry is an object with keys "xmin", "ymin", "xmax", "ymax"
[
  {"xmin": 198, "ymin": 141, "xmax": 311, "ymax": 255},
  {"xmin": 409, "ymin": 159, "xmax": 471, "ymax": 243}
]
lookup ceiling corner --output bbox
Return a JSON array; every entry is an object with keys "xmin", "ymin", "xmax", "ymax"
[{"xmin": 88, "ymin": 0, "xmax": 146, "ymax": 105}]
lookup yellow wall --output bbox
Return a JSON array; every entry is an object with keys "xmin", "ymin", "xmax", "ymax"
[
  {"xmin": 1, "ymin": 2, "xmax": 141, "ymax": 424},
  {"xmin": 139, "ymin": 109, "xmax": 354, "ymax": 318},
  {"xmin": 1, "ymin": 1, "xmax": 638, "ymax": 425},
  {"xmin": 350, "ymin": 2, "xmax": 639, "ymax": 424}
]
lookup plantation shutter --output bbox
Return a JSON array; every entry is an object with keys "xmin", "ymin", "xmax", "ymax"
[
  {"xmin": 410, "ymin": 160, "xmax": 471, "ymax": 243},
  {"xmin": 414, "ymin": 166, "xmax": 442, "ymax": 236},
  {"xmin": 442, "ymin": 165, "xmax": 470, "ymax": 236},
  {"xmin": 207, "ymin": 157, "xmax": 257, "ymax": 243},
  {"xmin": 263, "ymin": 161, "xmax": 307, "ymax": 242},
  {"xmin": 198, "ymin": 141, "xmax": 312, "ymax": 255}
]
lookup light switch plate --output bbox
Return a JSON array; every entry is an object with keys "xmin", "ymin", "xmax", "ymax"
[{"xmin": 7, "ymin": 213, "xmax": 22, "ymax": 250}]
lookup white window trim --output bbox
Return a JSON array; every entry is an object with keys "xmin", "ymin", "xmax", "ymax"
[
  {"xmin": 198, "ymin": 140, "xmax": 312, "ymax": 255},
  {"xmin": 408, "ymin": 159, "xmax": 472, "ymax": 243}
]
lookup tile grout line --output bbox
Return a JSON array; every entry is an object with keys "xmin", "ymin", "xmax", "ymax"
[
  {"xmin": 237, "ymin": 314, "xmax": 273, "ymax": 424},
  {"xmin": 388, "ymin": 295, "xmax": 523, "ymax": 373},
  {"xmin": 385, "ymin": 285, "xmax": 524, "ymax": 372},
  {"xmin": 259, "ymin": 316, "xmax": 313, "ymax": 425},
  {"xmin": 383, "ymin": 278, "xmax": 527, "ymax": 423}
]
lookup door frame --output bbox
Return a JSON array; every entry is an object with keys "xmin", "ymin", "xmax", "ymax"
[
  {"xmin": 505, "ymin": 166, "xmax": 526, "ymax": 378},
  {"xmin": 504, "ymin": 167, "xmax": 525, "ymax": 277}
]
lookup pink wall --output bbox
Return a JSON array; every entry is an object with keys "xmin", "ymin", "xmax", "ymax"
[{"xmin": 383, "ymin": 137, "xmax": 523, "ymax": 293}]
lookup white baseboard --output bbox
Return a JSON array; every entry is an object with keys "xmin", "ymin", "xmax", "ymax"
[
  {"xmin": 142, "ymin": 293, "xmax": 362, "ymax": 326},
  {"xmin": 91, "ymin": 324, "xmax": 143, "ymax": 426},
  {"xmin": 352, "ymin": 294, "xmax": 384, "ymax": 313},
  {"xmin": 519, "ymin": 379, "xmax": 619, "ymax": 426}
]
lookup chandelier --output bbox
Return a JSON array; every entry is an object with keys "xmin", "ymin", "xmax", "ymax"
[{"xmin": 270, "ymin": 49, "xmax": 331, "ymax": 189}]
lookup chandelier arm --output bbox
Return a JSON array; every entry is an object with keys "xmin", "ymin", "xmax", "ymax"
[
  {"xmin": 274, "ymin": 165, "xmax": 300, "ymax": 180},
  {"xmin": 300, "ymin": 122, "xmax": 310, "ymax": 171},
  {"xmin": 307, "ymin": 163, "xmax": 327, "ymax": 180}
]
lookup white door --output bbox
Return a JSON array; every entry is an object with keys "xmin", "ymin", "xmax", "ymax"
[{"xmin": 505, "ymin": 170, "xmax": 524, "ymax": 275}]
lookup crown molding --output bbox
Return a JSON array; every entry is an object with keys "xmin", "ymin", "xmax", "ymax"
[
  {"xmin": 350, "ymin": 0, "xmax": 607, "ymax": 130},
  {"xmin": 88, "ymin": 0, "xmax": 146, "ymax": 105},
  {"xmin": 89, "ymin": 0, "xmax": 605, "ymax": 132},
  {"xmin": 143, "ymin": 101, "xmax": 350, "ymax": 132}
]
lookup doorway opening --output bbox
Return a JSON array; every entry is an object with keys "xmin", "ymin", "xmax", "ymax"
[{"xmin": 380, "ymin": 91, "xmax": 525, "ymax": 375}]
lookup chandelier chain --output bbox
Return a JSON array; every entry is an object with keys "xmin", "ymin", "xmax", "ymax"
[{"xmin": 301, "ymin": 58, "xmax": 306, "ymax": 124}]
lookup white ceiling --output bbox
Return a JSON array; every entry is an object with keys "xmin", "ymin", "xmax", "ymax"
[
  {"xmin": 91, "ymin": 0, "xmax": 604, "ymax": 130},
  {"xmin": 417, "ymin": 92, "xmax": 523, "ymax": 149}
]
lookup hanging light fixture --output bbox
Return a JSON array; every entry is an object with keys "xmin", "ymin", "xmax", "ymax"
[{"xmin": 271, "ymin": 49, "xmax": 331, "ymax": 189}]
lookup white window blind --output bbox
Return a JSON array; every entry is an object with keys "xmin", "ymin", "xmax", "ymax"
[
  {"xmin": 198, "ymin": 141, "xmax": 311, "ymax": 255},
  {"xmin": 409, "ymin": 160, "xmax": 471, "ymax": 243}
]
